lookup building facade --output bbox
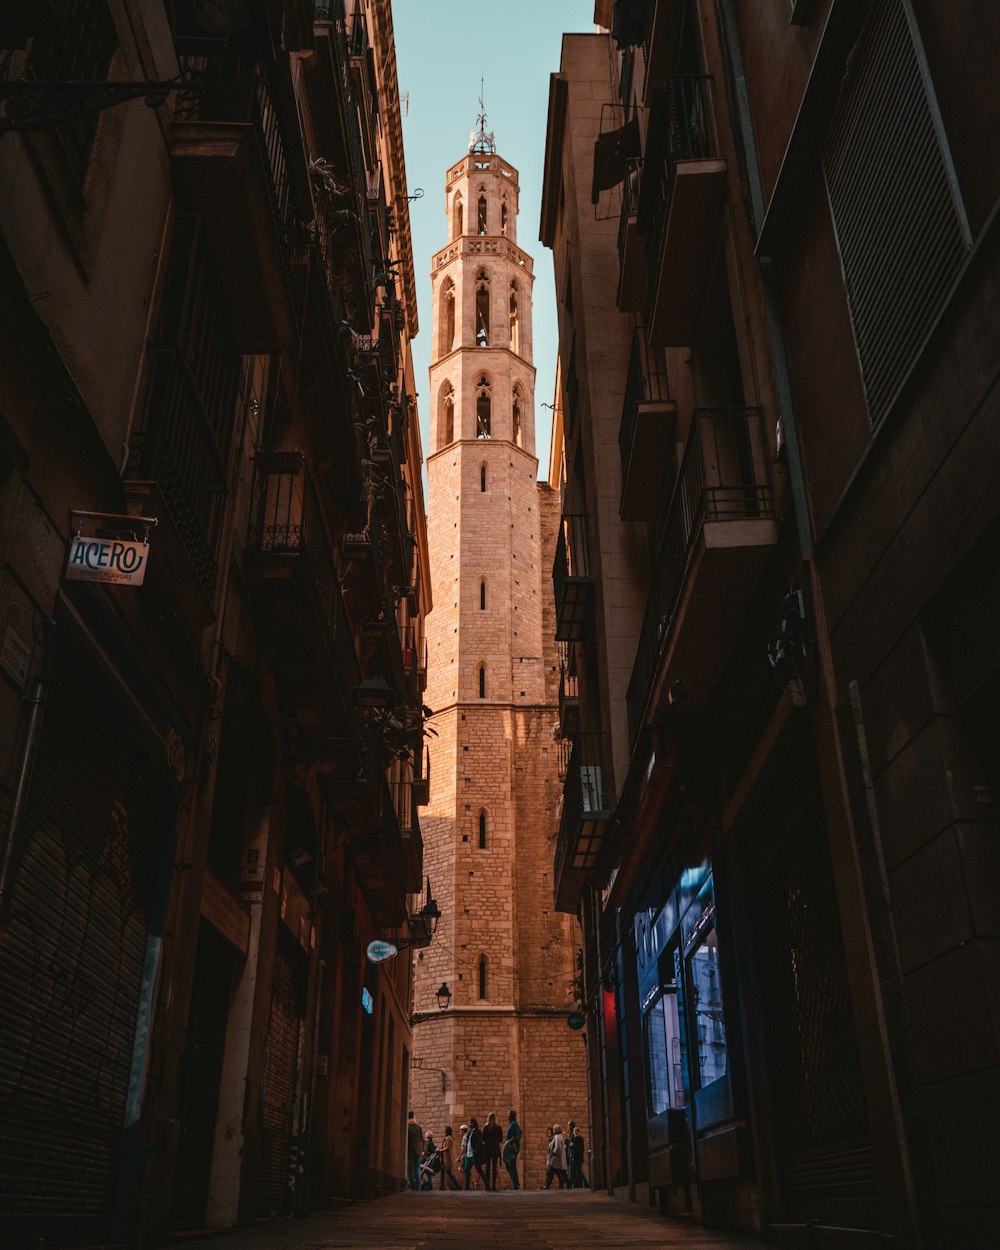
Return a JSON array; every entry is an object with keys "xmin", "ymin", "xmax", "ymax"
[
  {"xmin": 410, "ymin": 124, "xmax": 588, "ymax": 1186},
  {"xmin": 540, "ymin": 2, "xmax": 1000, "ymax": 1246},
  {"xmin": 0, "ymin": 1, "xmax": 429, "ymax": 1245}
]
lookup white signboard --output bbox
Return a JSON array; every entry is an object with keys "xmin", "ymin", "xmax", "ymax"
[{"xmin": 66, "ymin": 535, "xmax": 150, "ymax": 586}]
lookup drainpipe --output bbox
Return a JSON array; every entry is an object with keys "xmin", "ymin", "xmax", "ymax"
[{"xmin": 0, "ymin": 617, "xmax": 57, "ymax": 934}]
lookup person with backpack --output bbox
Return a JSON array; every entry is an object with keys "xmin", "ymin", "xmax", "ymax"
[
  {"xmin": 502, "ymin": 1108, "xmax": 522, "ymax": 1190},
  {"xmin": 463, "ymin": 1115, "xmax": 488, "ymax": 1190}
]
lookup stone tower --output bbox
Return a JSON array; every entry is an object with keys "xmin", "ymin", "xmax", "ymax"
[{"xmin": 411, "ymin": 121, "xmax": 588, "ymax": 1185}]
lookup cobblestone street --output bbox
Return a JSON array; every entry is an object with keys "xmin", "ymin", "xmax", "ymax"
[{"xmin": 188, "ymin": 1192, "xmax": 763, "ymax": 1250}]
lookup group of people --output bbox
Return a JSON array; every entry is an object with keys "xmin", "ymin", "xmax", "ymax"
[{"xmin": 406, "ymin": 1109, "xmax": 588, "ymax": 1193}]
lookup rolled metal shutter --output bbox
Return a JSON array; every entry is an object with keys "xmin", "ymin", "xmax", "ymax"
[
  {"xmin": 0, "ymin": 641, "xmax": 168, "ymax": 1245},
  {"xmin": 256, "ymin": 944, "xmax": 303, "ymax": 1218}
]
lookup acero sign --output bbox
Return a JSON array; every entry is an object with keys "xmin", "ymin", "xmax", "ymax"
[{"xmin": 65, "ymin": 511, "xmax": 157, "ymax": 587}]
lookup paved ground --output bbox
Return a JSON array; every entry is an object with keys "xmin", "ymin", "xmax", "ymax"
[{"xmin": 188, "ymin": 1191, "xmax": 764, "ymax": 1249}]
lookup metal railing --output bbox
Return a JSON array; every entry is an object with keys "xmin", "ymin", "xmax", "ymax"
[
  {"xmin": 625, "ymin": 407, "xmax": 773, "ymax": 742},
  {"xmin": 617, "ymin": 157, "xmax": 643, "ymax": 265},
  {"xmin": 555, "ymin": 731, "xmax": 611, "ymax": 886},
  {"xmin": 390, "ymin": 777, "xmax": 414, "ymax": 835},
  {"xmin": 175, "ymin": 57, "xmax": 298, "ymax": 277},
  {"xmin": 644, "ymin": 75, "xmax": 717, "ymax": 316},
  {"xmin": 553, "ymin": 512, "xmax": 593, "ymax": 610},
  {"xmin": 129, "ymin": 345, "xmax": 232, "ymax": 600},
  {"xmin": 248, "ymin": 450, "xmax": 360, "ymax": 696},
  {"xmin": 618, "ymin": 327, "xmax": 670, "ymax": 482}
]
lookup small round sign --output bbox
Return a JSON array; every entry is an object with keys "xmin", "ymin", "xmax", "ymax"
[
  {"xmin": 366, "ymin": 939, "xmax": 398, "ymax": 964},
  {"xmin": 566, "ymin": 1011, "xmax": 586, "ymax": 1031}
]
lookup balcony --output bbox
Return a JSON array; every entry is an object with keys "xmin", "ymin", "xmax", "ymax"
[
  {"xmin": 619, "ymin": 328, "xmax": 676, "ymax": 521},
  {"xmin": 554, "ymin": 732, "xmax": 614, "ymax": 913},
  {"xmin": 247, "ymin": 450, "xmax": 359, "ymax": 730},
  {"xmin": 400, "ymin": 624, "xmax": 422, "ymax": 705},
  {"xmin": 617, "ymin": 159, "xmax": 645, "ymax": 312},
  {"xmin": 391, "ymin": 777, "xmax": 423, "ymax": 893},
  {"xmin": 124, "ymin": 345, "xmax": 231, "ymax": 624},
  {"xmin": 643, "ymin": 75, "xmax": 728, "ymax": 347},
  {"xmin": 557, "ymin": 641, "xmax": 580, "ymax": 738},
  {"xmin": 413, "ymin": 745, "xmax": 431, "ymax": 807},
  {"xmin": 625, "ymin": 408, "xmax": 777, "ymax": 743},
  {"xmin": 553, "ymin": 513, "xmax": 595, "ymax": 642},
  {"xmin": 170, "ymin": 59, "xmax": 305, "ymax": 354}
]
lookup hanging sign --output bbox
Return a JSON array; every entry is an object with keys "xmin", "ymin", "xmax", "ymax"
[
  {"xmin": 366, "ymin": 939, "xmax": 398, "ymax": 964},
  {"xmin": 65, "ymin": 511, "xmax": 157, "ymax": 587}
]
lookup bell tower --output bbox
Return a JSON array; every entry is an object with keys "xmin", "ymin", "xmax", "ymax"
[{"xmin": 411, "ymin": 115, "xmax": 588, "ymax": 1186}]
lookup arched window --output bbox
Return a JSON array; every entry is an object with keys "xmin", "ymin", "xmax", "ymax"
[
  {"xmin": 480, "ymin": 579, "xmax": 487, "ymax": 610},
  {"xmin": 440, "ymin": 277, "xmax": 456, "ymax": 355},
  {"xmin": 501, "ymin": 200, "xmax": 508, "ymax": 236},
  {"xmin": 509, "ymin": 281, "xmax": 519, "ymax": 354},
  {"xmin": 480, "ymin": 463, "xmax": 487, "ymax": 492},
  {"xmin": 475, "ymin": 376, "xmax": 492, "ymax": 439},
  {"xmin": 478, "ymin": 809, "xmax": 488, "ymax": 849},
  {"xmin": 475, "ymin": 269, "xmax": 490, "ymax": 347},
  {"xmin": 478, "ymin": 193, "xmax": 488, "ymax": 235},
  {"xmin": 478, "ymin": 954, "xmax": 488, "ymax": 999},
  {"xmin": 478, "ymin": 664, "xmax": 486, "ymax": 699},
  {"xmin": 512, "ymin": 385, "xmax": 522, "ymax": 448},
  {"xmin": 454, "ymin": 193, "xmax": 463, "ymax": 238},
  {"xmin": 440, "ymin": 380, "xmax": 454, "ymax": 447}
]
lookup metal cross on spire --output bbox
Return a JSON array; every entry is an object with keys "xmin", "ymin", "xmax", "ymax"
[{"xmin": 468, "ymin": 72, "xmax": 496, "ymax": 155}]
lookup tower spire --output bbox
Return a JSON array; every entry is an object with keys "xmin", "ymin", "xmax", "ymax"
[{"xmin": 468, "ymin": 74, "xmax": 496, "ymax": 155}]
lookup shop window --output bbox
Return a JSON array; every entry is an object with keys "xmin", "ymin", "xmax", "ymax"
[
  {"xmin": 689, "ymin": 925, "xmax": 728, "ymax": 1088},
  {"xmin": 644, "ymin": 986, "xmax": 684, "ymax": 1116}
]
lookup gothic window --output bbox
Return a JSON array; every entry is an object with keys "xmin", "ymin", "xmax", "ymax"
[
  {"xmin": 501, "ymin": 200, "xmax": 509, "ymax": 236},
  {"xmin": 480, "ymin": 463, "xmax": 488, "ymax": 492},
  {"xmin": 478, "ymin": 193, "xmax": 488, "ymax": 235},
  {"xmin": 440, "ymin": 380, "xmax": 455, "ymax": 446},
  {"xmin": 475, "ymin": 269, "xmax": 490, "ymax": 346},
  {"xmin": 478, "ymin": 954, "xmax": 489, "ymax": 999},
  {"xmin": 454, "ymin": 193, "xmax": 463, "ymax": 238},
  {"xmin": 512, "ymin": 385, "xmax": 523, "ymax": 448},
  {"xmin": 478, "ymin": 663, "xmax": 487, "ymax": 698},
  {"xmin": 480, "ymin": 579, "xmax": 487, "ymax": 610},
  {"xmin": 478, "ymin": 808, "xmax": 488, "ymax": 849},
  {"xmin": 509, "ymin": 281, "xmax": 519, "ymax": 354},
  {"xmin": 440, "ymin": 277, "xmax": 456, "ymax": 354},
  {"xmin": 475, "ymin": 376, "xmax": 492, "ymax": 439}
]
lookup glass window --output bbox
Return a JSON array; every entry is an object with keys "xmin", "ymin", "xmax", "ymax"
[
  {"xmin": 644, "ymin": 988, "xmax": 684, "ymax": 1116},
  {"xmin": 689, "ymin": 926, "xmax": 728, "ymax": 1088}
]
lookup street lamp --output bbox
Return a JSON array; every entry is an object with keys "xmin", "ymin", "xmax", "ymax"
[
  {"xmin": 436, "ymin": 982, "xmax": 452, "ymax": 1011},
  {"xmin": 354, "ymin": 675, "xmax": 392, "ymax": 710}
]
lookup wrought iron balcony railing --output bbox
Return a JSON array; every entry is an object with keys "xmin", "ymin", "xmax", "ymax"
[
  {"xmin": 617, "ymin": 157, "xmax": 643, "ymax": 265},
  {"xmin": 553, "ymin": 513, "xmax": 595, "ymax": 642},
  {"xmin": 625, "ymin": 407, "xmax": 774, "ymax": 741},
  {"xmin": 619, "ymin": 327, "xmax": 670, "ymax": 482},
  {"xmin": 248, "ymin": 449, "xmax": 360, "ymax": 696},
  {"xmin": 644, "ymin": 74, "xmax": 717, "ymax": 317}
]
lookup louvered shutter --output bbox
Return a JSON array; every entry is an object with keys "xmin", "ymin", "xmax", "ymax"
[{"xmin": 823, "ymin": 0, "xmax": 968, "ymax": 425}]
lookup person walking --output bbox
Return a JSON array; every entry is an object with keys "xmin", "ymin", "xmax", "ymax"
[
  {"xmin": 482, "ymin": 1111, "xmax": 503, "ymax": 1190},
  {"xmin": 439, "ymin": 1125, "xmax": 461, "ymax": 1190},
  {"xmin": 502, "ymin": 1108, "xmax": 522, "ymax": 1190},
  {"xmin": 567, "ymin": 1122, "xmax": 587, "ymax": 1188},
  {"xmin": 543, "ymin": 1123, "xmax": 569, "ymax": 1189},
  {"xmin": 463, "ymin": 1116, "xmax": 488, "ymax": 1190},
  {"xmin": 421, "ymin": 1131, "xmax": 438, "ymax": 1190},
  {"xmin": 406, "ymin": 1110, "xmax": 423, "ymax": 1191}
]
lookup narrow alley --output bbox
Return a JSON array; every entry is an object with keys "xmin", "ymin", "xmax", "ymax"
[{"xmin": 188, "ymin": 1192, "xmax": 762, "ymax": 1250}]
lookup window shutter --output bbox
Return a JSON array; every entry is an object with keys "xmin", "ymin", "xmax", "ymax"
[{"xmin": 822, "ymin": 0, "xmax": 968, "ymax": 425}]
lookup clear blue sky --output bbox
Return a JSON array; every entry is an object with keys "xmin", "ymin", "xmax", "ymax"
[{"xmin": 393, "ymin": 1, "xmax": 593, "ymax": 482}]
